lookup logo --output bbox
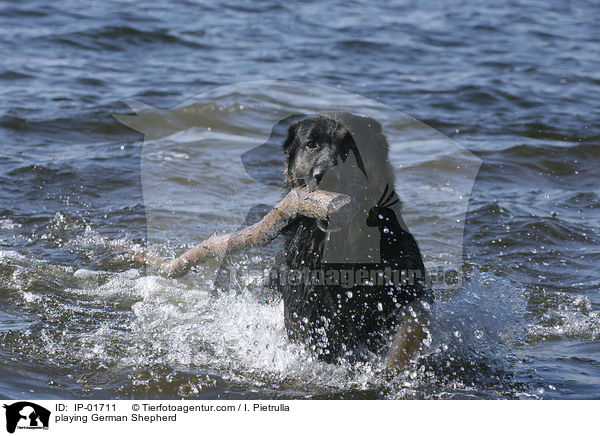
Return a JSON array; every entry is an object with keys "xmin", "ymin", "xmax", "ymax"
[
  {"xmin": 3, "ymin": 402, "xmax": 50, "ymax": 434},
  {"xmin": 114, "ymin": 80, "xmax": 481, "ymax": 290}
]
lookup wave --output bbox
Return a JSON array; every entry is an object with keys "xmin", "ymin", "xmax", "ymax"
[
  {"xmin": 0, "ymin": 216, "xmax": 535, "ymax": 399},
  {"xmin": 46, "ymin": 25, "xmax": 209, "ymax": 51},
  {"xmin": 527, "ymin": 292, "xmax": 600, "ymax": 343},
  {"xmin": 0, "ymin": 70, "xmax": 34, "ymax": 80}
]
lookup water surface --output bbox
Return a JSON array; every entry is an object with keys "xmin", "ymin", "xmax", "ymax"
[{"xmin": 0, "ymin": 0, "xmax": 599, "ymax": 399}]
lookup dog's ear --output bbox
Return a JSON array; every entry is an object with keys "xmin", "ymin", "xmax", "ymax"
[
  {"xmin": 282, "ymin": 121, "xmax": 299, "ymax": 155},
  {"xmin": 322, "ymin": 112, "xmax": 382, "ymax": 135},
  {"xmin": 363, "ymin": 116, "xmax": 382, "ymax": 134},
  {"xmin": 357, "ymin": 115, "xmax": 389, "ymax": 155}
]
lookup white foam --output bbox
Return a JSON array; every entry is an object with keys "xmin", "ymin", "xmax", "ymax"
[
  {"xmin": 0, "ymin": 219, "xmax": 21, "ymax": 230},
  {"xmin": 527, "ymin": 293, "xmax": 600, "ymax": 342}
]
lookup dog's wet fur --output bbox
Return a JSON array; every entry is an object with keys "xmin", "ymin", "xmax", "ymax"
[{"xmin": 276, "ymin": 112, "xmax": 430, "ymax": 367}]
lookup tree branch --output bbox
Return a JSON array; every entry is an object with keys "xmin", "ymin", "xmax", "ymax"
[{"xmin": 135, "ymin": 188, "xmax": 353, "ymax": 277}]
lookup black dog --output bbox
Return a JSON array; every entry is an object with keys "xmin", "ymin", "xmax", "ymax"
[{"xmin": 275, "ymin": 112, "xmax": 431, "ymax": 368}]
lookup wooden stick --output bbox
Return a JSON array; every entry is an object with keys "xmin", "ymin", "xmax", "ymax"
[{"xmin": 135, "ymin": 188, "xmax": 353, "ymax": 277}]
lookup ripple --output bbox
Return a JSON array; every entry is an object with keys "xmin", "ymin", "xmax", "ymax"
[
  {"xmin": 527, "ymin": 293, "xmax": 600, "ymax": 343},
  {"xmin": 48, "ymin": 25, "xmax": 208, "ymax": 51}
]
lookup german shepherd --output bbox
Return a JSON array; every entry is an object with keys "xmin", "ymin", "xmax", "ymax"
[{"xmin": 275, "ymin": 112, "xmax": 431, "ymax": 368}]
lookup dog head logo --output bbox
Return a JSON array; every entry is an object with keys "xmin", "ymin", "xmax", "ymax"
[
  {"xmin": 3, "ymin": 402, "xmax": 50, "ymax": 433},
  {"xmin": 278, "ymin": 111, "xmax": 400, "ymax": 264},
  {"xmin": 115, "ymin": 80, "xmax": 481, "ymax": 290}
]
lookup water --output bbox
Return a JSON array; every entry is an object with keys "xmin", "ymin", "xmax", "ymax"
[{"xmin": 1, "ymin": 0, "xmax": 599, "ymax": 399}]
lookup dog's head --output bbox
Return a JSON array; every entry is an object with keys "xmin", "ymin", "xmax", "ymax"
[
  {"xmin": 282, "ymin": 112, "xmax": 404, "ymax": 260},
  {"xmin": 283, "ymin": 113, "xmax": 388, "ymax": 192}
]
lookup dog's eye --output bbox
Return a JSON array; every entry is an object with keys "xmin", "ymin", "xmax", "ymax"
[{"xmin": 306, "ymin": 140, "xmax": 317, "ymax": 149}]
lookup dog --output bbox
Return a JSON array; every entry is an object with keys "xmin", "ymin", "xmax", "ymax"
[{"xmin": 274, "ymin": 112, "xmax": 431, "ymax": 368}]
